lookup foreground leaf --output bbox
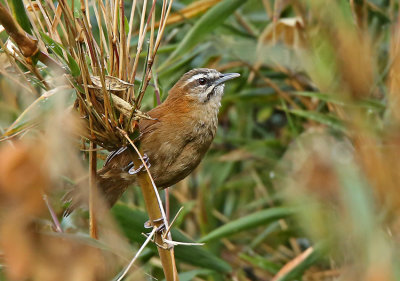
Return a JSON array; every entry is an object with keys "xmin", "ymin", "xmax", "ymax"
[{"xmin": 1, "ymin": 87, "xmax": 75, "ymax": 139}]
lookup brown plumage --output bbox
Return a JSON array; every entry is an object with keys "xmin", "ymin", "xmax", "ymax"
[{"xmin": 70, "ymin": 69, "xmax": 239, "ymax": 210}]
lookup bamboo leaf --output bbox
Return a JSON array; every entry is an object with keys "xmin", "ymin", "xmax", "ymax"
[
  {"xmin": 67, "ymin": 53, "xmax": 81, "ymax": 77},
  {"xmin": 291, "ymin": 91, "xmax": 348, "ymax": 106},
  {"xmin": 292, "ymin": 91, "xmax": 385, "ymax": 110},
  {"xmin": 162, "ymin": 269, "xmax": 214, "ymax": 281},
  {"xmin": 40, "ymin": 32, "xmax": 64, "ymax": 58},
  {"xmin": 162, "ymin": 0, "xmax": 247, "ymax": 68},
  {"xmin": 7, "ymin": 0, "xmax": 31, "ymax": 34},
  {"xmin": 240, "ymin": 253, "xmax": 281, "ymax": 274},
  {"xmin": 199, "ymin": 207, "xmax": 294, "ymax": 243},
  {"xmin": 285, "ymin": 109, "xmax": 346, "ymax": 132},
  {"xmin": 40, "ymin": 32, "xmax": 80, "ymax": 77},
  {"xmin": 158, "ymin": 0, "xmax": 222, "ymax": 27},
  {"xmin": 2, "ymin": 87, "xmax": 75, "ymax": 138}
]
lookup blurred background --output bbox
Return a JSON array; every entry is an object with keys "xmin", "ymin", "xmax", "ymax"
[{"xmin": 1, "ymin": 0, "xmax": 400, "ymax": 280}]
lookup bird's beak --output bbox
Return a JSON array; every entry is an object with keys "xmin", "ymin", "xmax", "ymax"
[{"xmin": 215, "ymin": 73, "xmax": 240, "ymax": 86}]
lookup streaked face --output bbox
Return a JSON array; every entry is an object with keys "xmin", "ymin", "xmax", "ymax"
[{"xmin": 177, "ymin": 69, "xmax": 240, "ymax": 104}]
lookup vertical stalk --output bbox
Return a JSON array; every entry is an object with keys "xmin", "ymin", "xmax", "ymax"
[
  {"xmin": 118, "ymin": 128, "xmax": 178, "ymax": 281},
  {"xmin": 89, "ymin": 142, "xmax": 98, "ymax": 239},
  {"xmin": 129, "ymin": 149, "xmax": 178, "ymax": 281},
  {"xmin": 119, "ymin": 0, "xmax": 127, "ymax": 79}
]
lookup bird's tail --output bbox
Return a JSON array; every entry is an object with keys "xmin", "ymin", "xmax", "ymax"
[
  {"xmin": 63, "ymin": 147, "xmax": 137, "ymax": 216},
  {"xmin": 63, "ymin": 169, "xmax": 132, "ymax": 216}
]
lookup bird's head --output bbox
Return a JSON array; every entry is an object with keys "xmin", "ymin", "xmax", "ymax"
[{"xmin": 168, "ymin": 68, "xmax": 240, "ymax": 105}]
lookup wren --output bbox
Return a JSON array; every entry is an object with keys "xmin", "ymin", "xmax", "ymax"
[{"xmin": 79, "ymin": 68, "xmax": 239, "ymax": 208}]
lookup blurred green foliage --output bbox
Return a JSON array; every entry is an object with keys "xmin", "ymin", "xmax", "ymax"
[{"xmin": 2, "ymin": 0, "xmax": 400, "ymax": 280}]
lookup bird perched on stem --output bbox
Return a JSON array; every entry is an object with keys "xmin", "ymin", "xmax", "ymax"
[{"xmin": 68, "ymin": 68, "xmax": 239, "ymax": 211}]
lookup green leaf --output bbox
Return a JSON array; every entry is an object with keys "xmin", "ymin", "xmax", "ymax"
[
  {"xmin": 124, "ymin": 16, "xmax": 129, "ymax": 35},
  {"xmin": 199, "ymin": 207, "xmax": 294, "ymax": 243},
  {"xmin": 292, "ymin": 91, "xmax": 385, "ymax": 110},
  {"xmin": 2, "ymin": 87, "xmax": 75, "ymax": 140},
  {"xmin": 40, "ymin": 32, "xmax": 80, "ymax": 77},
  {"xmin": 8, "ymin": 0, "xmax": 31, "ymax": 34},
  {"xmin": 158, "ymin": 43, "xmax": 210, "ymax": 82},
  {"xmin": 111, "ymin": 204, "xmax": 232, "ymax": 273},
  {"xmin": 110, "ymin": 204, "xmax": 148, "ymax": 243},
  {"xmin": 162, "ymin": 269, "xmax": 214, "ymax": 281},
  {"xmin": 367, "ymin": 2, "xmax": 391, "ymax": 24},
  {"xmin": 173, "ymin": 230, "xmax": 232, "ymax": 273},
  {"xmin": 250, "ymin": 221, "xmax": 281, "ymax": 248},
  {"xmin": 67, "ymin": 53, "xmax": 81, "ymax": 77},
  {"xmin": 140, "ymin": 44, "xmax": 177, "ymax": 58},
  {"xmin": 40, "ymin": 32, "xmax": 64, "ymax": 58},
  {"xmin": 162, "ymin": 0, "xmax": 247, "ymax": 68},
  {"xmin": 286, "ymin": 109, "xmax": 346, "ymax": 132},
  {"xmin": 240, "ymin": 253, "xmax": 281, "ymax": 274},
  {"xmin": 292, "ymin": 91, "xmax": 348, "ymax": 106}
]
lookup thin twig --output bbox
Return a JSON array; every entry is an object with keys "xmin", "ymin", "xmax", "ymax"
[
  {"xmin": 0, "ymin": 39, "xmax": 39, "ymax": 96},
  {"xmin": 119, "ymin": 0, "xmax": 127, "ymax": 79},
  {"xmin": 43, "ymin": 194, "xmax": 63, "ymax": 233},
  {"xmin": 126, "ymin": 0, "xmax": 138, "ymax": 56},
  {"xmin": 163, "ymin": 206, "xmax": 184, "ymax": 238},
  {"xmin": 116, "ymin": 227, "xmax": 157, "ymax": 281},
  {"xmin": 92, "ymin": 3, "xmax": 109, "ymax": 57},
  {"xmin": 271, "ymin": 247, "xmax": 314, "ymax": 281},
  {"xmin": 127, "ymin": 0, "xmax": 149, "ymax": 100},
  {"xmin": 135, "ymin": 0, "xmax": 173, "ymax": 108},
  {"xmin": 162, "ymin": 239, "xmax": 204, "ymax": 247},
  {"xmin": 89, "ymin": 142, "xmax": 98, "ymax": 239}
]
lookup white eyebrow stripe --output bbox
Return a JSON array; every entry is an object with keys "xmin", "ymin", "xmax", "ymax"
[{"xmin": 186, "ymin": 73, "xmax": 208, "ymax": 84}]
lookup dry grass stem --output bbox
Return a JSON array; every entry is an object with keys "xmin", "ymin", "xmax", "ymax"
[{"xmin": 116, "ymin": 227, "xmax": 157, "ymax": 281}]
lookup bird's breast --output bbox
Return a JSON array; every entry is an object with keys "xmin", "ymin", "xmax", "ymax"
[{"xmin": 141, "ymin": 110, "xmax": 218, "ymax": 188}]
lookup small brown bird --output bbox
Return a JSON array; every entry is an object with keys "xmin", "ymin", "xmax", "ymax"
[{"xmin": 88, "ymin": 68, "xmax": 239, "ymax": 208}]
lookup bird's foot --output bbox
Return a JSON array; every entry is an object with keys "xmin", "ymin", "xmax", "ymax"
[
  {"xmin": 143, "ymin": 210, "xmax": 203, "ymax": 249},
  {"xmin": 143, "ymin": 217, "xmax": 164, "ymax": 232},
  {"xmin": 127, "ymin": 153, "xmax": 151, "ymax": 175},
  {"xmin": 104, "ymin": 146, "xmax": 127, "ymax": 166},
  {"xmin": 143, "ymin": 218, "xmax": 173, "ymax": 249}
]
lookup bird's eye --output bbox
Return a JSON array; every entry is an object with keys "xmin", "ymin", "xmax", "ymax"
[{"xmin": 198, "ymin": 77, "xmax": 207, "ymax": 85}]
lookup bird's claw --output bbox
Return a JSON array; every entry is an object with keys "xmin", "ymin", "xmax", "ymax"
[
  {"xmin": 104, "ymin": 146, "xmax": 127, "ymax": 166},
  {"xmin": 144, "ymin": 217, "xmax": 164, "ymax": 231},
  {"xmin": 128, "ymin": 153, "xmax": 151, "ymax": 175}
]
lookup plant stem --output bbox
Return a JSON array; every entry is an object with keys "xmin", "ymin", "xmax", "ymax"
[{"xmin": 118, "ymin": 128, "xmax": 179, "ymax": 281}]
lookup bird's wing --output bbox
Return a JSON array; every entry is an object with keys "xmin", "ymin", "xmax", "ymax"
[
  {"xmin": 138, "ymin": 106, "xmax": 164, "ymax": 136},
  {"xmin": 99, "ymin": 106, "xmax": 164, "ymax": 170}
]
